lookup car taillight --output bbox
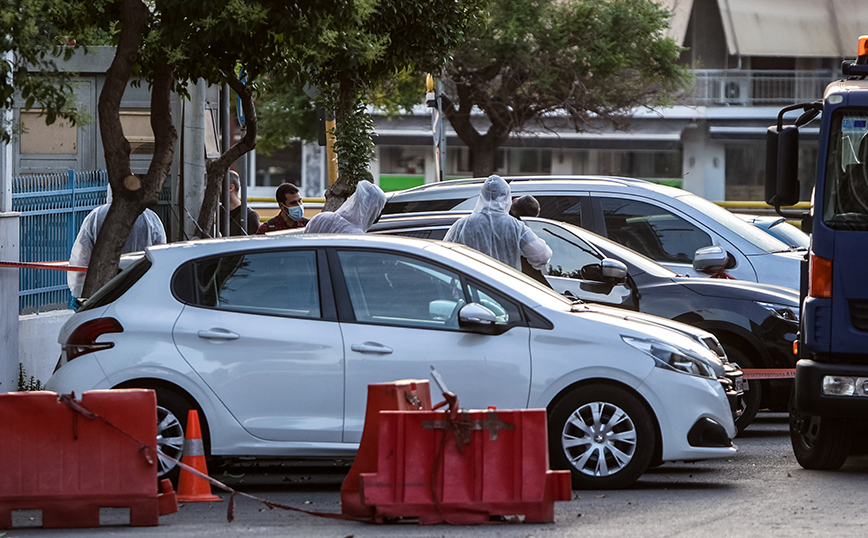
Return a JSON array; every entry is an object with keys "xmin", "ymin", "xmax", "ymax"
[
  {"xmin": 809, "ymin": 253, "xmax": 832, "ymax": 299},
  {"xmin": 65, "ymin": 317, "xmax": 124, "ymax": 361}
]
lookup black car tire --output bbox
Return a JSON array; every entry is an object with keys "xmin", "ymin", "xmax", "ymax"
[
  {"xmin": 548, "ymin": 385, "xmax": 655, "ymax": 490},
  {"xmin": 724, "ymin": 346, "xmax": 760, "ymax": 434},
  {"xmin": 153, "ymin": 388, "xmax": 194, "ymax": 485},
  {"xmin": 790, "ymin": 405, "xmax": 852, "ymax": 470}
]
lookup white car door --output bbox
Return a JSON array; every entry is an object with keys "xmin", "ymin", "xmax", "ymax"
[
  {"xmin": 332, "ymin": 249, "xmax": 532, "ymax": 443},
  {"xmin": 172, "ymin": 248, "xmax": 345, "ymax": 442}
]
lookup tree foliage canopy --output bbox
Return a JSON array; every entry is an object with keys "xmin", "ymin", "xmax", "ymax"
[{"xmin": 441, "ymin": 0, "xmax": 691, "ymax": 177}]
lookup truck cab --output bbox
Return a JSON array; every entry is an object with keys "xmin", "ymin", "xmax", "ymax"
[{"xmin": 767, "ymin": 35, "xmax": 868, "ymax": 470}]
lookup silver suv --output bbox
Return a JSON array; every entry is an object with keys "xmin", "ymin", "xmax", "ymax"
[{"xmin": 382, "ymin": 176, "xmax": 803, "ymax": 290}]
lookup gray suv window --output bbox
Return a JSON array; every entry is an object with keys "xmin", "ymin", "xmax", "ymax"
[
  {"xmin": 534, "ymin": 195, "xmax": 584, "ymax": 227},
  {"xmin": 599, "ymin": 198, "xmax": 711, "ymax": 264}
]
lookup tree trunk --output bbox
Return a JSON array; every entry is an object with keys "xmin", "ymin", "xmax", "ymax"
[
  {"xmin": 197, "ymin": 77, "xmax": 258, "ymax": 237},
  {"xmin": 82, "ymin": 0, "xmax": 149, "ymax": 298},
  {"xmin": 321, "ymin": 83, "xmax": 366, "ymax": 212},
  {"xmin": 442, "ymin": 95, "xmax": 510, "ymax": 179}
]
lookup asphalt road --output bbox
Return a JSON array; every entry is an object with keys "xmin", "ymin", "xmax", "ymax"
[{"xmin": 7, "ymin": 412, "xmax": 868, "ymax": 537}]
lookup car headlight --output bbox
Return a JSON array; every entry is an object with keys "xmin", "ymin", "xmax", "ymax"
[
  {"xmin": 622, "ymin": 336, "xmax": 718, "ymax": 379},
  {"xmin": 756, "ymin": 301, "xmax": 799, "ymax": 323}
]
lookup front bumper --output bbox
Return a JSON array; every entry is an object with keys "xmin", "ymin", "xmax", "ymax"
[
  {"xmin": 720, "ymin": 368, "xmax": 745, "ymax": 421},
  {"xmin": 794, "ymin": 358, "xmax": 868, "ymax": 416}
]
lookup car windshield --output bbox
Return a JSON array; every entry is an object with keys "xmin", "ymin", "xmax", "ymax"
[
  {"xmin": 822, "ymin": 110, "xmax": 868, "ymax": 230},
  {"xmin": 677, "ymin": 193, "xmax": 793, "ymax": 253},
  {"xmin": 768, "ymin": 221, "xmax": 810, "ymax": 249},
  {"xmin": 550, "ymin": 220, "xmax": 678, "ymax": 278}
]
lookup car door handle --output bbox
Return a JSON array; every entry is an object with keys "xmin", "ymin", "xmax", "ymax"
[
  {"xmin": 197, "ymin": 328, "xmax": 240, "ymax": 340},
  {"xmin": 351, "ymin": 342, "xmax": 393, "ymax": 354}
]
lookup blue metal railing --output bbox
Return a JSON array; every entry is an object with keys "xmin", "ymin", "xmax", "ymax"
[{"xmin": 12, "ymin": 170, "xmax": 172, "ymax": 314}]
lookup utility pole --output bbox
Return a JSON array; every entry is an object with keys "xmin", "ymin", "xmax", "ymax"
[
  {"xmin": 0, "ymin": 49, "xmax": 19, "ymax": 393},
  {"xmin": 427, "ymin": 75, "xmax": 446, "ymax": 182}
]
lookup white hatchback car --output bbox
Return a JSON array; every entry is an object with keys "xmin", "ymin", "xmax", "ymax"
[
  {"xmin": 382, "ymin": 176, "xmax": 804, "ymax": 289},
  {"xmin": 46, "ymin": 233, "xmax": 736, "ymax": 489}
]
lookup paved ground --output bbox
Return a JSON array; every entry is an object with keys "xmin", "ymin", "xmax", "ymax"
[{"xmin": 6, "ymin": 413, "xmax": 868, "ymax": 537}]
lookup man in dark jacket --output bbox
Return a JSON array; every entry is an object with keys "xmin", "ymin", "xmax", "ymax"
[{"xmin": 219, "ymin": 170, "xmax": 260, "ymax": 236}]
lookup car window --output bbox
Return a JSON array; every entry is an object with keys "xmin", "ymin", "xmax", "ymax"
[
  {"xmin": 525, "ymin": 221, "xmax": 602, "ymax": 278},
  {"xmin": 534, "ymin": 195, "xmax": 584, "ymax": 227},
  {"xmin": 190, "ymin": 250, "xmax": 321, "ymax": 318},
  {"xmin": 462, "ymin": 279, "xmax": 523, "ymax": 327},
  {"xmin": 338, "ymin": 250, "xmax": 467, "ymax": 329},
  {"xmin": 79, "ymin": 255, "xmax": 151, "ymax": 311},
  {"xmin": 382, "ymin": 198, "xmax": 466, "ymax": 214},
  {"xmin": 599, "ymin": 197, "xmax": 711, "ymax": 264}
]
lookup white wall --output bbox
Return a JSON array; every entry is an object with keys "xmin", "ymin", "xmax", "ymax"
[{"xmin": 18, "ymin": 310, "xmax": 73, "ymax": 389}]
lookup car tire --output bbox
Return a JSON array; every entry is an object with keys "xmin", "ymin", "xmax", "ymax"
[
  {"xmin": 724, "ymin": 346, "xmax": 760, "ymax": 434},
  {"xmin": 548, "ymin": 385, "xmax": 655, "ymax": 490},
  {"xmin": 153, "ymin": 388, "xmax": 194, "ymax": 485},
  {"xmin": 789, "ymin": 402, "xmax": 852, "ymax": 470}
]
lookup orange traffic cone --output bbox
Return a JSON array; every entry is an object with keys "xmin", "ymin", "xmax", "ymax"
[{"xmin": 176, "ymin": 410, "xmax": 222, "ymax": 502}]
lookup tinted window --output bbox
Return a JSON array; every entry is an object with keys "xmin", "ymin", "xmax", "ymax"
[
  {"xmin": 599, "ymin": 198, "xmax": 711, "ymax": 264},
  {"xmin": 79, "ymin": 256, "xmax": 151, "ymax": 311},
  {"xmin": 338, "ymin": 250, "xmax": 465, "ymax": 329},
  {"xmin": 526, "ymin": 221, "xmax": 602, "ymax": 278},
  {"xmin": 382, "ymin": 198, "xmax": 466, "ymax": 214},
  {"xmin": 190, "ymin": 250, "xmax": 320, "ymax": 318},
  {"xmin": 535, "ymin": 196, "xmax": 584, "ymax": 227}
]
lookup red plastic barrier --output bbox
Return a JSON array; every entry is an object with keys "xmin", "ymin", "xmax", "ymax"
[
  {"xmin": 0, "ymin": 390, "xmax": 178, "ymax": 529},
  {"xmin": 357, "ymin": 407, "xmax": 572, "ymax": 524},
  {"xmin": 341, "ymin": 379, "xmax": 432, "ymax": 519}
]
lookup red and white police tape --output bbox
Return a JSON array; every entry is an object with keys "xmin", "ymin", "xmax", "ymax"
[
  {"xmin": 0, "ymin": 260, "xmax": 85, "ymax": 272},
  {"xmin": 740, "ymin": 368, "xmax": 795, "ymax": 380}
]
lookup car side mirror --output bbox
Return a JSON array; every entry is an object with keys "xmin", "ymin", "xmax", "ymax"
[
  {"xmin": 458, "ymin": 303, "xmax": 499, "ymax": 334},
  {"xmin": 693, "ymin": 245, "xmax": 736, "ymax": 273},
  {"xmin": 580, "ymin": 259, "xmax": 628, "ymax": 284},
  {"xmin": 601, "ymin": 259, "xmax": 628, "ymax": 283}
]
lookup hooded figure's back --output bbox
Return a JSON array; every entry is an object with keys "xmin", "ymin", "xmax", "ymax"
[
  {"xmin": 444, "ymin": 175, "xmax": 551, "ymax": 270},
  {"xmin": 304, "ymin": 181, "xmax": 386, "ymax": 234}
]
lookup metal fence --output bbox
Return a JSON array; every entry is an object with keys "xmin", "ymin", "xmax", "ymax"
[
  {"xmin": 688, "ymin": 69, "xmax": 835, "ymax": 107},
  {"xmin": 12, "ymin": 170, "xmax": 172, "ymax": 314}
]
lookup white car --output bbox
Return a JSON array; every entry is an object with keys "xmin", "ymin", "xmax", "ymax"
[
  {"xmin": 382, "ymin": 176, "xmax": 804, "ymax": 289},
  {"xmin": 47, "ymin": 233, "xmax": 736, "ymax": 489}
]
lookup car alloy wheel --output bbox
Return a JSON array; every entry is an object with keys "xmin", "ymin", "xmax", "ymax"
[
  {"xmin": 549, "ymin": 385, "xmax": 654, "ymax": 489},
  {"xmin": 156, "ymin": 404, "xmax": 186, "ymax": 479},
  {"xmin": 562, "ymin": 400, "xmax": 637, "ymax": 476}
]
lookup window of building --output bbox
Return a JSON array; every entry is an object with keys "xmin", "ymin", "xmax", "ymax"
[
  {"xmin": 725, "ymin": 142, "xmax": 817, "ymax": 201},
  {"xmin": 572, "ymin": 149, "xmax": 682, "ymax": 180},
  {"xmin": 19, "ymin": 110, "xmax": 77, "ymax": 154},
  {"xmin": 380, "ymin": 147, "xmax": 426, "ymax": 175},
  {"xmin": 119, "ymin": 110, "xmax": 155, "ymax": 155}
]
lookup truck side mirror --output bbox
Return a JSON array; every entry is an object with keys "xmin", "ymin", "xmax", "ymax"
[{"xmin": 765, "ymin": 125, "xmax": 801, "ymax": 207}]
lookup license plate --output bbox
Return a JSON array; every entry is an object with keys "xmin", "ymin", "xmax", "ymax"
[{"xmin": 734, "ymin": 376, "xmax": 745, "ymax": 393}]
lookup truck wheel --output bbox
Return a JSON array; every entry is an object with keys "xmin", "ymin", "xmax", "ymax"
[
  {"xmin": 548, "ymin": 385, "xmax": 655, "ymax": 489},
  {"xmin": 724, "ymin": 346, "xmax": 760, "ymax": 434},
  {"xmin": 789, "ymin": 407, "xmax": 852, "ymax": 470}
]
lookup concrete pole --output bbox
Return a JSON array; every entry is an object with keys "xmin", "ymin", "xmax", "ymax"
[
  {"xmin": 0, "ymin": 49, "xmax": 19, "ymax": 392},
  {"xmin": 221, "ymin": 84, "xmax": 231, "ymax": 237},
  {"xmin": 182, "ymin": 80, "xmax": 207, "ymax": 239}
]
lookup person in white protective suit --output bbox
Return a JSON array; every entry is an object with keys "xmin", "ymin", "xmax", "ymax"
[
  {"xmin": 444, "ymin": 175, "xmax": 552, "ymax": 271},
  {"xmin": 304, "ymin": 180, "xmax": 386, "ymax": 234},
  {"xmin": 67, "ymin": 186, "xmax": 166, "ymax": 298}
]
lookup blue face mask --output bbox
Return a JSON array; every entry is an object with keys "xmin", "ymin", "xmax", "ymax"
[{"xmin": 287, "ymin": 204, "xmax": 304, "ymax": 221}]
